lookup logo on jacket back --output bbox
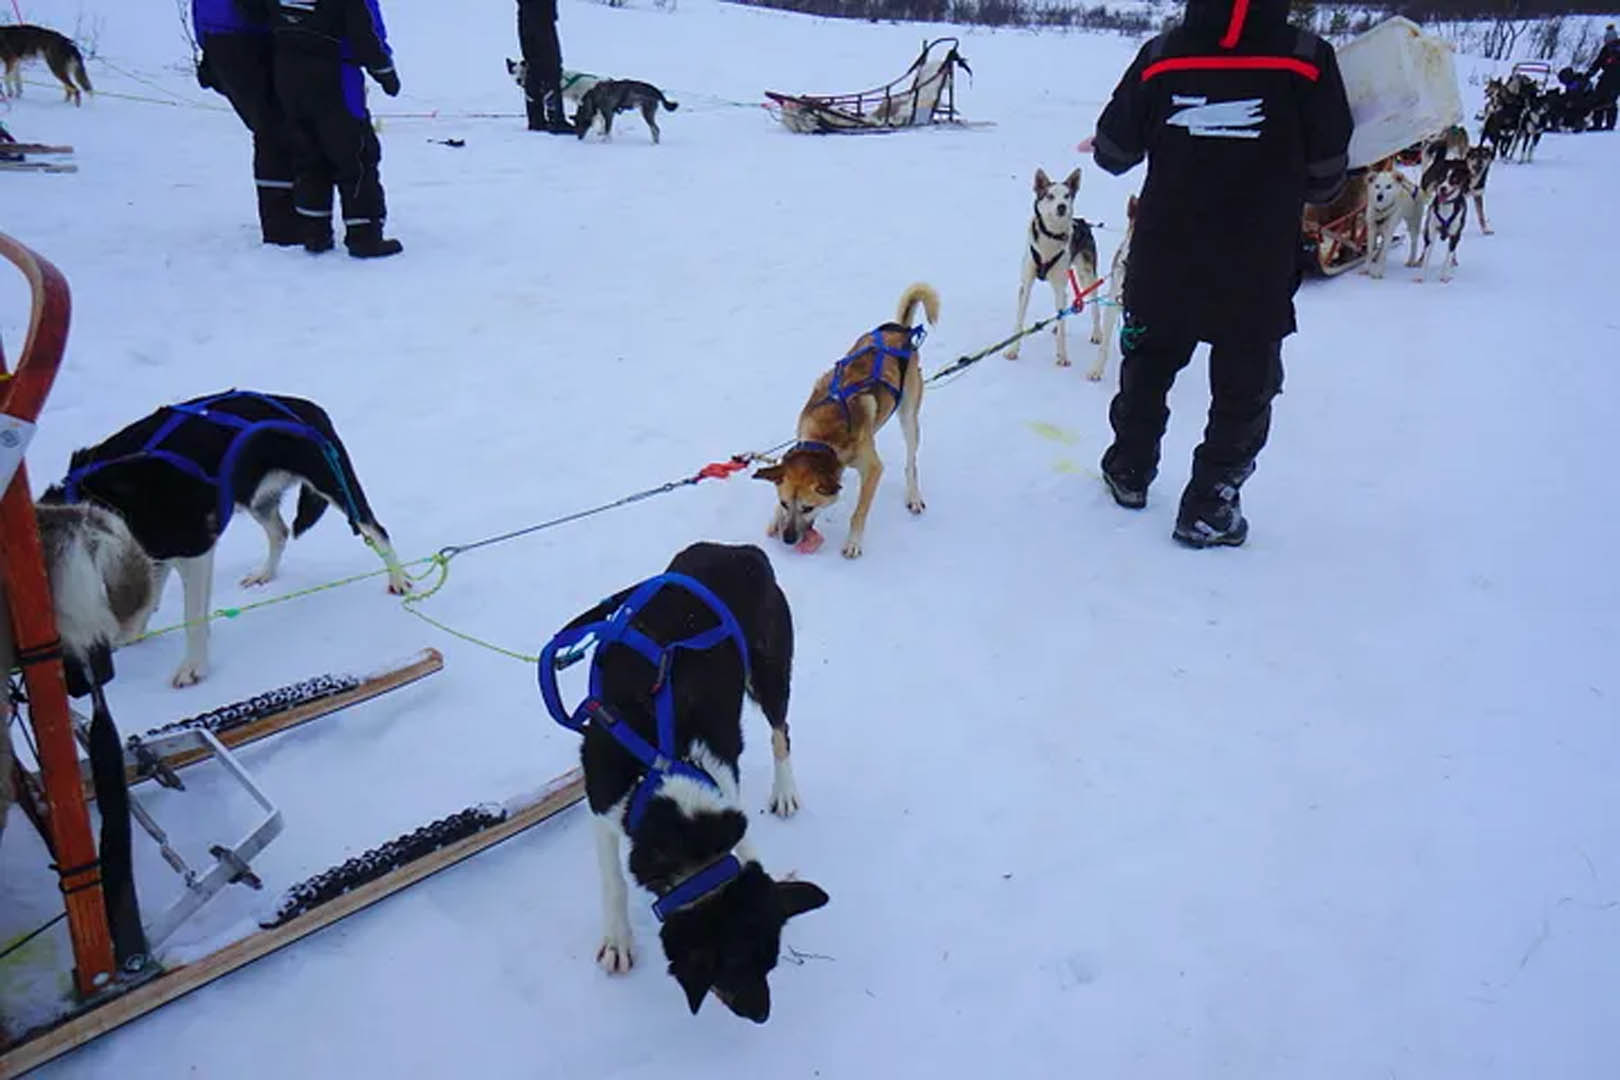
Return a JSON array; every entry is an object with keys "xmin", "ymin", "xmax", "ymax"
[{"xmin": 1167, "ymin": 95, "xmax": 1265, "ymax": 139}]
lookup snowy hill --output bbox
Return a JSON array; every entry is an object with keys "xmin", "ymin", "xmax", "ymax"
[{"xmin": 2, "ymin": 1, "xmax": 1618, "ymax": 1076}]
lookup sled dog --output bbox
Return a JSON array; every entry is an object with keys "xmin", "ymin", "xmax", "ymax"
[{"xmin": 754, "ymin": 283, "xmax": 937, "ymax": 559}]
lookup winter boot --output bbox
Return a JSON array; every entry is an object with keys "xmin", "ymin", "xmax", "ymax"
[
  {"xmin": 1172, "ymin": 464, "xmax": 1253, "ymax": 549},
  {"xmin": 302, "ymin": 217, "xmax": 335, "ymax": 254},
  {"xmin": 258, "ymin": 186, "xmax": 302, "ymax": 247},
  {"xmin": 1100, "ymin": 450, "xmax": 1150, "ymax": 510},
  {"xmin": 344, "ymin": 222, "xmax": 403, "ymax": 259},
  {"xmin": 539, "ymin": 87, "xmax": 574, "ymax": 134}
]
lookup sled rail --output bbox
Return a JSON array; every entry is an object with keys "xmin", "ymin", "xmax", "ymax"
[{"xmin": 0, "ymin": 230, "xmax": 119, "ymax": 1000}]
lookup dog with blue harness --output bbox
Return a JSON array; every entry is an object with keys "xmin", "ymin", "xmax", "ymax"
[
  {"xmin": 41, "ymin": 389, "xmax": 408, "ymax": 687},
  {"xmin": 538, "ymin": 542, "xmax": 826, "ymax": 1023},
  {"xmin": 754, "ymin": 282, "xmax": 939, "ymax": 559}
]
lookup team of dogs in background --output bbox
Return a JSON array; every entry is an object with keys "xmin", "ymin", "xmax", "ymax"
[{"xmin": 0, "ymin": 21, "xmax": 1573, "ymax": 1024}]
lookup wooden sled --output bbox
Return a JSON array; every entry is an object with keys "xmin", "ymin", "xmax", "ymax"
[{"xmin": 764, "ymin": 37, "xmax": 975, "ymax": 134}]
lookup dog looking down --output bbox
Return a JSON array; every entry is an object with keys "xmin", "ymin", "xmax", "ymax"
[
  {"xmin": 0, "ymin": 24, "xmax": 93, "ymax": 106},
  {"xmin": 547, "ymin": 542, "xmax": 827, "ymax": 1023},
  {"xmin": 1004, "ymin": 167, "xmax": 1104, "ymax": 377},
  {"xmin": 754, "ymin": 283, "xmax": 938, "ymax": 559},
  {"xmin": 41, "ymin": 391, "xmax": 408, "ymax": 688},
  {"xmin": 573, "ymin": 78, "xmax": 679, "ymax": 144}
]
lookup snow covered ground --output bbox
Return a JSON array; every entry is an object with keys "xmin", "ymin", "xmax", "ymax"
[{"xmin": 2, "ymin": 1, "xmax": 1618, "ymax": 1076}]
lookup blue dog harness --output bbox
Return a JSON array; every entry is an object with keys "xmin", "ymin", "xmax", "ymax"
[
  {"xmin": 790, "ymin": 323, "xmax": 924, "ymax": 459},
  {"xmin": 60, "ymin": 390, "xmax": 360, "ymax": 531},
  {"xmin": 538, "ymin": 572, "xmax": 752, "ymax": 921}
]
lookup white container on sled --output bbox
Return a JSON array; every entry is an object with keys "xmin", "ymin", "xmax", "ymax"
[{"xmin": 1336, "ymin": 16, "xmax": 1463, "ymax": 169}]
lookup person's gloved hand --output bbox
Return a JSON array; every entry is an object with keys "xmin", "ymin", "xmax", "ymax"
[
  {"xmin": 371, "ymin": 67, "xmax": 401, "ymax": 97},
  {"xmin": 196, "ymin": 57, "xmax": 217, "ymax": 91}
]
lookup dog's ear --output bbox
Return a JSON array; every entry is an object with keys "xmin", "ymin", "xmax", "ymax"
[
  {"xmin": 776, "ymin": 880, "xmax": 829, "ymax": 921},
  {"xmin": 672, "ymin": 957, "xmax": 714, "ymax": 1015},
  {"xmin": 1063, "ymin": 167, "xmax": 1081, "ymax": 194},
  {"xmin": 727, "ymin": 978, "xmax": 771, "ymax": 1024},
  {"xmin": 1033, "ymin": 167, "xmax": 1051, "ymax": 193},
  {"xmin": 753, "ymin": 464, "xmax": 785, "ymax": 484},
  {"xmin": 505, "ymin": 58, "xmax": 515, "ymax": 73}
]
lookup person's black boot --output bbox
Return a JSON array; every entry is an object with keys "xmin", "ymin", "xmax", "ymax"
[
  {"xmin": 1172, "ymin": 465, "xmax": 1253, "ymax": 549},
  {"xmin": 259, "ymin": 187, "xmax": 302, "ymax": 246},
  {"xmin": 303, "ymin": 218, "xmax": 335, "ymax": 254},
  {"xmin": 540, "ymin": 87, "xmax": 574, "ymax": 134},
  {"xmin": 1099, "ymin": 447, "xmax": 1150, "ymax": 509},
  {"xmin": 344, "ymin": 221, "xmax": 403, "ymax": 259}
]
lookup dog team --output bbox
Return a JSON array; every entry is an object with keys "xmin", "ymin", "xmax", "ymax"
[{"xmin": 1363, "ymin": 129, "xmax": 1496, "ymax": 284}]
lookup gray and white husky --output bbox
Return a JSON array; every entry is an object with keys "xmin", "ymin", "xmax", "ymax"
[{"xmin": 573, "ymin": 79, "xmax": 680, "ymax": 144}]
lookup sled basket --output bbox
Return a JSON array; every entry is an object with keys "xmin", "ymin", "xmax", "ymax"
[{"xmin": 764, "ymin": 37, "xmax": 972, "ymax": 133}]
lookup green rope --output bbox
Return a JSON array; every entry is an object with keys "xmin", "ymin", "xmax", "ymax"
[{"xmin": 399, "ymin": 554, "xmax": 539, "ymax": 664}]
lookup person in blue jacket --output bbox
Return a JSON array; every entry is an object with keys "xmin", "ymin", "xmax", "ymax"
[
  {"xmin": 193, "ymin": 0, "xmax": 299, "ymax": 245},
  {"xmin": 271, "ymin": 0, "xmax": 402, "ymax": 257}
]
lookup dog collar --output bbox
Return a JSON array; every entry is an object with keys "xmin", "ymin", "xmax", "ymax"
[
  {"xmin": 652, "ymin": 853, "xmax": 743, "ymax": 922},
  {"xmin": 790, "ymin": 440, "xmax": 838, "ymax": 458},
  {"xmin": 1031, "ymin": 210, "xmax": 1070, "ymax": 244}
]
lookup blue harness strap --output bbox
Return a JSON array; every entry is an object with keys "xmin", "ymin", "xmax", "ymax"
[
  {"xmin": 818, "ymin": 322, "xmax": 926, "ymax": 420},
  {"xmin": 538, "ymin": 571, "xmax": 751, "ymax": 835},
  {"xmin": 60, "ymin": 390, "xmax": 361, "ymax": 531}
]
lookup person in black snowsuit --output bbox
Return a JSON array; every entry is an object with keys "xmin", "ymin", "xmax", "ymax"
[
  {"xmin": 517, "ymin": 0, "xmax": 572, "ymax": 133},
  {"xmin": 1587, "ymin": 27, "xmax": 1619, "ymax": 133},
  {"xmin": 1086, "ymin": 0, "xmax": 1352, "ymax": 548},
  {"xmin": 193, "ymin": 0, "xmax": 300, "ymax": 245},
  {"xmin": 271, "ymin": 0, "xmax": 402, "ymax": 257}
]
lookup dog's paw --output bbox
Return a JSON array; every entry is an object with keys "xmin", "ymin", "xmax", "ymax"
[
  {"xmin": 1085, "ymin": 365, "xmax": 1104, "ymax": 382},
  {"xmin": 1003, "ymin": 346, "xmax": 1020, "ymax": 361},
  {"xmin": 596, "ymin": 935, "xmax": 635, "ymax": 975},
  {"xmin": 387, "ymin": 573, "xmax": 411, "ymax": 596},
  {"xmin": 766, "ymin": 517, "xmax": 782, "ymax": 538},
  {"xmin": 906, "ymin": 494, "xmax": 926, "ymax": 515},
  {"xmin": 841, "ymin": 536, "xmax": 863, "ymax": 559},
  {"xmin": 171, "ymin": 660, "xmax": 206, "ymax": 688},
  {"xmin": 769, "ymin": 786, "xmax": 801, "ymax": 818},
  {"xmin": 1483, "ymin": 226, "xmax": 1495, "ymax": 235},
  {"xmin": 240, "ymin": 568, "xmax": 274, "ymax": 588},
  {"xmin": 1055, "ymin": 357, "xmax": 1072, "ymax": 368}
]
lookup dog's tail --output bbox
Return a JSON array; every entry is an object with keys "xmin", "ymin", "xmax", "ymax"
[
  {"xmin": 895, "ymin": 282, "xmax": 940, "ymax": 328},
  {"xmin": 660, "ymin": 93, "xmax": 679, "ymax": 112},
  {"xmin": 292, "ymin": 484, "xmax": 330, "ymax": 538},
  {"xmin": 70, "ymin": 47, "xmax": 93, "ymax": 95}
]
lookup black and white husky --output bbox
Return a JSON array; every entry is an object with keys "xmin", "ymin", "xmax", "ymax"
[
  {"xmin": 545, "ymin": 542, "xmax": 827, "ymax": 1023},
  {"xmin": 1004, "ymin": 167, "xmax": 1105, "ymax": 377},
  {"xmin": 1415, "ymin": 160, "xmax": 1471, "ymax": 283},
  {"xmin": 41, "ymin": 390, "xmax": 408, "ymax": 688},
  {"xmin": 573, "ymin": 78, "xmax": 680, "ymax": 144}
]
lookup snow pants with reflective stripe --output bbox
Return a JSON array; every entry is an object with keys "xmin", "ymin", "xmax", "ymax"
[
  {"xmin": 201, "ymin": 32, "xmax": 299, "ymax": 241},
  {"xmin": 273, "ymin": 50, "xmax": 386, "ymax": 229}
]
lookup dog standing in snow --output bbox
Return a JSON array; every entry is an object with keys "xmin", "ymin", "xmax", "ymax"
[
  {"xmin": 1096, "ymin": 193, "xmax": 1136, "ymax": 380},
  {"xmin": 544, "ymin": 542, "xmax": 827, "ymax": 1023},
  {"xmin": 754, "ymin": 283, "xmax": 937, "ymax": 559},
  {"xmin": 41, "ymin": 391, "xmax": 408, "ymax": 688},
  {"xmin": 1362, "ymin": 167, "xmax": 1423, "ymax": 279},
  {"xmin": 1005, "ymin": 167, "xmax": 1104, "ymax": 376},
  {"xmin": 1464, "ymin": 144, "xmax": 1496, "ymax": 235},
  {"xmin": 1415, "ymin": 159, "xmax": 1471, "ymax": 283}
]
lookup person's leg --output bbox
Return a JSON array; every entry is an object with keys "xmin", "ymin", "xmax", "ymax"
[
  {"xmin": 1173, "ymin": 337, "xmax": 1284, "ymax": 548},
  {"xmin": 314, "ymin": 64, "xmax": 400, "ymax": 257},
  {"xmin": 1099, "ymin": 312, "xmax": 1198, "ymax": 508},
  {"xmin": 275, "ymin": 53, "xmax": 336, "ymax": 253},
  {"xmin": 519, "ymin": 0, "xmax": 569, "ymax": 132},
  {"xmin": 205, "ymin": 34, "xmax": 299, "ymax": 244}
]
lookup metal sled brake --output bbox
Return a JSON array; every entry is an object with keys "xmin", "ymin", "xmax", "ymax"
[
  {"xmin": 1300, "ymin": 17, "xmax": 1463, "ymax": 276},
  {"xmin": 765, "ymin": 37, "xmax": 975, "ymax": 134},
  {"xmin": 0, "ymin": 232, "xmax": 585, "ymax": 1076}
]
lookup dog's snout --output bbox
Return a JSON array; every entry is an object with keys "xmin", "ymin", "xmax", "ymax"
[{"xmin": 782, "ymin": 526, "xmax": 799, "ymax": 546}]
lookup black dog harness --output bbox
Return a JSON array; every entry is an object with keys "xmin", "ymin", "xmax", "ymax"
[{"xmin": 60, "ymin": 390, "xmax": 360, "ymax": 530}]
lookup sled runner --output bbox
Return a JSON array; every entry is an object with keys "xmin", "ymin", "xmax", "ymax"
[
  {"xmin": 0, "ymin": 125, "xmax": 76, "ymax": 173},
  {"xmin": 764, "ymin": 37, "xmax": 977, "ymax": 134}
]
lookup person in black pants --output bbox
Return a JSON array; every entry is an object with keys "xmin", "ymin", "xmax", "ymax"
[
  {"xmin": 1084, "ymin": 0, "xmax": 1352, "ymax": 548},
  {"xmin": 1588, "ymin": 26, "xmax": 1620, "ymax": 133},
  {"xmin": 271, "ymin": 0, "xmax": 403, "ymax": 258},
  {"xmin": 518, "ymin": 0, "xmax": 572, "ymax": 133},
  {"xmin": 192, "ymin": 0, "xmax": 300, "ymax": 245}
]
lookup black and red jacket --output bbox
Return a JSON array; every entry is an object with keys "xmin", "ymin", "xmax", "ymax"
[
  {"xmin": 1092, "ymin": 0, "xmax": 1353, "ymax": 342},
  {"xmin": 1589, "ymin": 40, "xmax": 1620, "ymax": 92}
]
